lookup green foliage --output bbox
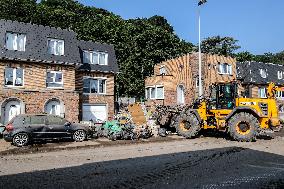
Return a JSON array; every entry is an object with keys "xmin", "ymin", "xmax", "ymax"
[
  {"xmin": 236, "ymin": 51, "xmax": 284, "ymax": 64},
  {"xmin": 201, "ymin": 35, "xmax": 240, "ymax": 56},
  {"xmin": 0, "ymin": 0, "xmax": 37, "ymax": 23},
  {"xmin": 235, "ymin": 51, "xmax": 254, "ymax": 62}
]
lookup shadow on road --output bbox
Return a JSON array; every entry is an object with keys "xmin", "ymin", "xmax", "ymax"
[{"xmin": 0, "ymin": 147, "xmax": 284, "ymax": 189}]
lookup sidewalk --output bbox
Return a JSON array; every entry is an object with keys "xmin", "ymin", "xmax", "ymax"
[{"xmin": 0, "ymin": 135, "xmax": 183, "ymax": 156}]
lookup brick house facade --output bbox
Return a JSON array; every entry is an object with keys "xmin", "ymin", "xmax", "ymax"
[
  {"xmin": 0, "ymin": 19, "xmax": 118, "ymax": 124},
  {"xmin": 145, "ymin": 53, "xmax": 236, "ymax": 106}
]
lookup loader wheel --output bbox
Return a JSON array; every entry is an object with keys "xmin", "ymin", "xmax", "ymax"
[
  {"xmin": 175, "ymin": 113, "xmax": 200, "ymax": 138},
  {"xmin": 228, "ymin": 112, "xmax": 260, "ymax": 142}
]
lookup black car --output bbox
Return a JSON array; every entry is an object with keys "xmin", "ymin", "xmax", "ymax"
[{"xmin": 3, "ymin": 114, "xmax": 92, "ymax": 147}]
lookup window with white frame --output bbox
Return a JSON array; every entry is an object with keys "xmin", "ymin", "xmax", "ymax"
[
  {"xmin": 159, "ymin": 66, "xmax": 166, "ymax": 75},
  {"xmin": 47, "ymin": 38, "xmax": 64, "ymax": 55},
  {"xmin": 46, "ymin": 71, "xmax": 63, "ymax": 88},
  {"xmin": 6, "ymin": 32, "xmax": 26, "ymax": 51},
  {"xmin": 258, "ymin": 87, "xmax": 267, "ymax": 98},
  {"xmin": 276, "ymin": 91, "xmax": 284, "ymax": 99},
  {"xmin": 260, "ymin": 69, "xmax": 267, "ymax": 78},
  {"xmin": 218, "ymin": 63, "xmax": 232, "ymax": 75},
  {"xmin": 83, "ymin": 78, "xmax": 106, "ymax": 94},
  {"xmin": 83, "ymin": 50, "xmax": 108, "ymax": 65},
  {"xmin": 278, "ymin": 71, "xmax": 283, "ymax": 80},
  {"xmin": 145, "ymin": 86, "xmax": 164, "ymax": 99},
  {"xmin": 4, "ymin": 67, "xmax": 24, "ymax": 87},
  {"xmin": 156, "ymin": 86, "xmax": 164, "ymax": 99}
]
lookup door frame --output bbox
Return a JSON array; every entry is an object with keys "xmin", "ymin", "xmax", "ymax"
[
  {"xmin": 44, "ymin": 98, "xmax": 65, "ymax": 118},
  {"xmin": 1, "ymin": 97, "xmax": 25, "ymax": 124}
]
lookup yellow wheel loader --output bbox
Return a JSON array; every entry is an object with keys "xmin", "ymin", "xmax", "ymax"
[{"xmin": 173, "ymin": 82, "xmax": 282, "ymax": 141}]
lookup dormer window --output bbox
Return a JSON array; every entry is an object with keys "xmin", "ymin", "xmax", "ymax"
[
  {"xmin": 6, "ymin": 32, "xmax": 26, "ymax": 51},
  {"xmin": 83, "ymin": 51, "xmax": 108, "ymax": 65},
  {"xmin": 260, "ymin": 69, "xmax": 267, "ymax": 78},
  {"xmin": 159, "ymin": 66, "xmax": 166, "ymax": 75},
  {"xmin": 47, "ymin": 38, "xmax": 64, "ymax": 55},
  {"xmin": 218, "ymin": 63, "xmax": 232, "ymax": 75}
]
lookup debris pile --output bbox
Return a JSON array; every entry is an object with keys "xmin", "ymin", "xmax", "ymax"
[{"xmin": 91, "ymin": 103, "xmax": 155, "ymax": 141}]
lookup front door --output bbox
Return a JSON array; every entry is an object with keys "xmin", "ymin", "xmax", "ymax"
[
  {"xmin": 4, "ymin": 101, "xmax": 21, "ymax": 124},
  {"xmin": 45, "ymin": 100, "xmax": 61, "ymax": 116}
]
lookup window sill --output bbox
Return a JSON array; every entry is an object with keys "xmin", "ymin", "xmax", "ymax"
[
  {"xmin": 218, "ymin": 73, "xmax": 232, "ymax": 75},
  {"xmin": 46, "ymin": 87, "xmax": 64, "ymax": 90},
  {"xmin": 49, "ymin": 53, "xmax": 65, "ymax": 56},
  {"xmin": 4, "ymin": 86, "xmax": 25, "ymax": 89},
  {"xmin": 83, "ymin": 93, "xmax": 107, "ymax": 95},
  {"xmin": 83, "ymin": 62, "xmax": 108, "ymax": 66},
  {"xmin": 6, "ymin": 49, "xmax": 25, "ymax": 52}
]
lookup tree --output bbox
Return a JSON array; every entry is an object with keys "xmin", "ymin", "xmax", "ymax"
[
  {"xmin": 253, "ymin": 52, "xmax": 275, "ymax": 63},
  {"xmin": 273, "ymin": 51, "xmax": 284, "ymax": 64},
  {"xmin": 235, "ymin": 51, "xmax": 254, "ymax": 62},
  {"xmin": 0, "ymin": 0, "xmax": 37, "ymax": 23},
  {"xmin": 201, "ymin": 35, "xmax": 240, "ymax": 56}
]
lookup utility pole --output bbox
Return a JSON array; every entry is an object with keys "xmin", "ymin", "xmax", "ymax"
[{"xmin": 198, "ymin": 0, "xmax": 207, "ymax": 98}]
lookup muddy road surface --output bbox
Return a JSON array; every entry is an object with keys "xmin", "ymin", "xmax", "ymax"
[{"xmin": 0, "ymin": 136, "xmax": 284, "ymax": 189}]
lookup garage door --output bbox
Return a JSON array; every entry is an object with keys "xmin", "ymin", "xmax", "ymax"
[{"xmin": 82, "ymin": 104, "xmax": 107, "ymax": 122}]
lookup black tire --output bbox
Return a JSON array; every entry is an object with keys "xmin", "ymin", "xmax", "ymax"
[
  {"xmin": 73, "ymin": 130, "xmax": 86, "ymax": 142},
  {"xmin": 174, "ymin": 113, "xmax": 201, "ymax": 138},
  {"xmin": 228, "ymin": 112, "xmax": 260, "ymax": 142},
  {"xmin": 13, "ymin": 133, "xmax": 29, "ymax": 147}
]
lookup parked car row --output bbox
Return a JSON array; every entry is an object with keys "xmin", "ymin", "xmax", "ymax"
[{"xmin": 2, "ymin": 114, "xmax": 93, "ymax": 147}]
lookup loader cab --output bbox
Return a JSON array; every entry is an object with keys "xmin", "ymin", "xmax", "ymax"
[{"xmin": 209, "ymin": 83, "xmax": 238, "ymax": 110}]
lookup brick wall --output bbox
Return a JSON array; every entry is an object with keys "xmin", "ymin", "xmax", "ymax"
[
  {"xmin": 145, "ymin": 53, "xmax": 236, "ymax": 106},
  {"xmin": 0, "ymin": 61, "xmax": 76, "ymax": 91},
  {"xmin": 0, "ymin": 89, "xmax": 79, "ymax": 123}
]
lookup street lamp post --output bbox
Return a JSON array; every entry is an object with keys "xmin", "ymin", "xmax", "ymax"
[{"xmin": 198, "ymin": 0, "xmax": 207, "ymax": 98}]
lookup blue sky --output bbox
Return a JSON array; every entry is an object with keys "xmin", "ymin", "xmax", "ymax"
[{"xmin": 78, "ymin": 0, "xmax": 284, "ymax": 55}]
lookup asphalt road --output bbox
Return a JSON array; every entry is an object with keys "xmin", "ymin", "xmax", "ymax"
[{"xmin": 0, "ymin": 136, "xmax": 284, "ymax": 189}]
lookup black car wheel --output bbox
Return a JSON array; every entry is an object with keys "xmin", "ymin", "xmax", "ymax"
[
  {"xmin": 13, "ymin": 133, "xmax": 29, "ymax": 147},
  {"xmin": 73, "ymin": 130, "xmax": 86, "ymax": 142}
]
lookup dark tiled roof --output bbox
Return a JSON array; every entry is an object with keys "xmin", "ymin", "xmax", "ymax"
[
  {"xmin": 0, "ymin": 19, "xmax": 118, "ymax": 73},
  {"xmin": 237, "ymin": 61, "xmax": 284, "ymax": 85}
]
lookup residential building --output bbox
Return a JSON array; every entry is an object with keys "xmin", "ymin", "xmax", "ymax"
[
  {"xmin": 237, "ymin": 61, "xmax": 284, "ymax": 113},
  {"xmin": 145, "ymin": 53, "xmax": 236, "ymax": 106},
  {"xmin": 0, "ymin": 19, "xmax": 118, "ymax": 125}
]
